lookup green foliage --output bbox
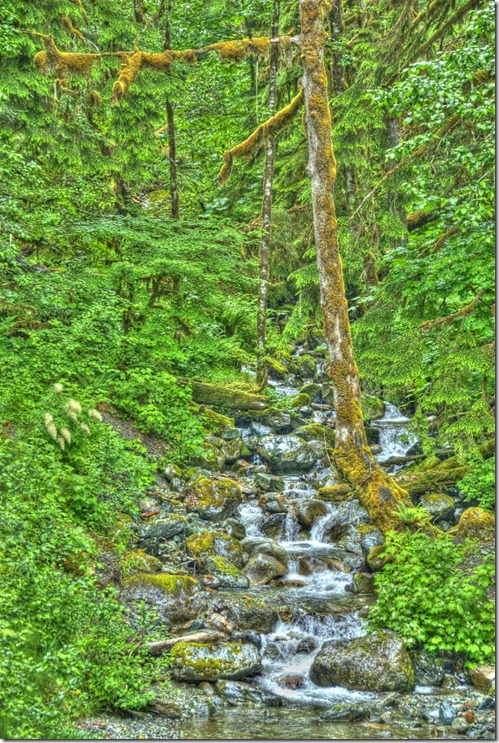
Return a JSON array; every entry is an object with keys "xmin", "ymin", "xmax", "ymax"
[
  {"xmin": 457, "ymin": 455, "xmax": 496, "ymax": 511},
  {"xmin": 370, "ymin": 530, "xmax": 495, "ymax": 664}
]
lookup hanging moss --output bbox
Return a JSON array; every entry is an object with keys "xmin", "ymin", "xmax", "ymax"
[
  {"xmin": 34, "ymin": 35, "xmax": 97, "ymax": 77},
  {"xmin": 203, "ymin": 37, "xmax": 272, "ymax": 62},
  {"xmin": 218, "ymin": 89, "xmax": 304, "ymax": 184}
]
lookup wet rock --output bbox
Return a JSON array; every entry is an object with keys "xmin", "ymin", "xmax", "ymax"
[
  {"xmin": 367, "ymin": 545, "xmax": 386, "ymax": 572},
  {"xmin": 241, "ymin": 537, "xmax": 288, "ymax": 566},
  {"xmin": 231, "ymin": 630, "xmax": 262, "ymax": 649},
  {"xmin": 255, "ymin": 472, "xmax": 285, "ymax": 493},
  {"xmin": 199, "ymin": 557, "xmax": 249, "ymax": 589},
  {"xmin": 185, "ymin": 529, "xmax": 244, "ymax": 568},
  {"xmin": 139, "ymin": 498, "xmax": 159, "ymax": 513},
  {"xmin": 120, "ymin": 573, "xmax": 207, "ymax": 625},
  {"xmin": 257, "ymin": 434, "xmax": 318, "ymax": 474},
  {"xmin": 243, "ymin": 553, "xmax": 287, "ymax": 585},
  {"xmin": 321, "ymin": 382, "xmax": 334, "ymax": 406},
  {"xmin": 359, "ymin": 524, "xmax": 384, "ymax": 557},
  {"xmin": 290, "ymin": 392, "xmax": 311, "ymax": 408},
  {"xmin": 352, "ymin": 572, "xmax": 375, "ymax": 594},
  {"xmin": 362, "ymin": 394, "xmax": 386, "ymax": 421},
  {"xmin": 260, "ymin": 512, "xmax": 287, "ymax": 539},
  {"xmin": 236, "ymin": 409, "xmax": 293, "ymax": 434},
  {"xmin": 139, "ymin": 514, "xmax": 188, "ymax": 555},
  {"xmin": 170, "ymin": 641, "xmax": 262, "ymax": 682},
  {"xmin": 251, "ymin": 421, "xmax": 274, "ymax": 437},
  {"xmin": 215, "ymin": 680, "xmax": 281, "ymax": 706},
  {"xmin": 147, "ymin": 700, "xmax": 184, "ymax": 718},
  {"xmin": 321, "ymin": 704, "xmax": 370, "ymax": 722},
  {"xmin": 219, "ymin": 436, "xmax": 243, "ymax": 464},
  {"xmin": 294, "ymin": 498, "xmax": 329, "ymax": 528},
  {"xmin": 295, "ymin": 353, "xmax": 317, "ymax": 379},
  {"xmin": 210, "ymin": 594, "xmax": 278, "ymax": 633},
  {"xmin": 224, "ymin": 518, "xmax": 246, "ymax": 541},
  {"xmin": 477, "ymin": 697, "xmax": 495, "ymax": 710},
  {"xmin": 310, "ymin": 630, "xmax": 414, "ymax": 692},
  {"xmin": 439, "ymin": 700, "xmax": 456, "ymax": 725},
  {"xmin": 470, "ymin": 665, "xmax": 495, "ymax": 693},
  {"xmin": 192, "ymin": 442, "xmax": 226, "ymax": 471},
  {"xmin": 186, "ymin": 478, "xmax": 242, "ymax": 522},
  {"xmin": 276, "ymin": 673, "xmax": 306, "ymax": 690},
  {"xmin": 164, "ymin": 463, "xmax": 184, "ymax": 482},
  {"xmin": 456, "ymin": 508, "xmax": 495, "ymax": 540},
  {"xmin": 260, "ymin": 493, "xmax": 287, "ymax": 514},
  {"xmin": 419, "ymin": 493, "xmax": 455, "ymax": 520},
  {"xmin": 267, "ymin": 357, "xmax": 288, "ymax": 380},
  {"xmin": 412, "ymin": 649, "xmax": 445, "ymax": 686}
]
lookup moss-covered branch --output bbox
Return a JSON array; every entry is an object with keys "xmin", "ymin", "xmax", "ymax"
[
  {"xmin": 217, "ymin": 89, "xmax": 304, "ymax": 184},
  {"xmin": 419, "ymin": 291, "xmax": 485, "ymax": 332}
]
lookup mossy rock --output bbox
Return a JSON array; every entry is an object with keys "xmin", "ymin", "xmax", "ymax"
[
  {"xmin": 192, "ymin": 441, "xmax": 225, "ymax": 471},
  {"xmin": 256, "ymin": 434, "xmax": 317, "ymax": 474},
  {"xmin": 198, "ymin": 555, "xmax": 249, "ymax": 589},
  {"xmin": 294, "ymin": 354, "xmax": 317, "ymax": 379},
  {"xmin": 198, "ymin": 405, "xmax": 235, "ymax": 435},
  {"xmin": 207, "ymin": 593, "xmax": 278, "ymax": 633},
  {"xmin": 267, "ymin": 357, "xmax": 288, "ymax": 380},
  {"xmin": 352, "ymin": 572, "xmax": 375, "ymax": 594},
  {"xmin": 120, "ymin": 573, "xmax": 207, "ymax": 624},
  {"xmin": 419, "ymin": 493, "xmax": 455, "ymax": 519},
  {"xmin": 170, "ymin": 642, "xmax": 262, "ymax": 682},
  {"xmin": 317, "ymin": 484, "xmax": 352, "ymax": 502},
  {"xmin": 185, "ymin": 478, "xmax": 242, "ymax": 522},
  {"xmin": 189, "ymin": 380, "xmax": 268, "ymax": 411},
  {"xmin": 455, "ymin": 507, "xmax": 495, "ymax": 541},
  {"xmin": 122, "ymin": 549, "xmax": 162, "ymax": 577},
  {"xmin": 367, "ymin": 544, "xmax": 386, "ymax": 572},
  {"xmin": 218, "ymin": 436, "xmax": 242, "ymax": 464},
  {"xmin": 361, "ymin": 394, "xmax": 385, "ymax": 421},
  {"xmin": 290, "ymin": 392, "xmax": 311, "ymax": 409},
  {"xmin": 294, "ymin": 423, "xmax": 335, "ymax": 448},
  {"xmin": 185, "ymin": 530, "xmax": 244, "ymax": 568},
  {"xmin": 310, "ymin": 631, "xmax": 414, "ymax": 692},
  {"xmin": 299, "ymin": 382, "xmax": 321, "ymax": 402}
]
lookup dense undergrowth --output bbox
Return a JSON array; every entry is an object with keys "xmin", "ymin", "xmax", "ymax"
[{"xmin": 0, "ymin": 0, "xmax": 495, "ymax": 737}]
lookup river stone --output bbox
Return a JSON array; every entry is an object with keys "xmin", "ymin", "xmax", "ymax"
[
  {"xmin": 257, "ymin": 434, "xmax": 317, "ymax": 474},
  {"xmin": 120, "ymin": 573, "xmax": 207, "ymax": 625},
  {"xmin": 294, "ymin": 498, "xmax": 329, "ymax": 528},
  {"xmin": 254, "ymin": 472, "xmax": 285, "ymax": 493},
  {"xmin": 359, "ymin": 525, "xmax": 384, "ymax": 557},
  {"xmin": 413, "ymin": 649, "xmax": 445, "ymax": 686},
  {"xmin": 185, "ymin": 530, "xmax": 244, "ymax": 568},
  {"xmin": 197, "ymin": 556, "xmax": 250, "ymax": 589},
  {"xmin": 186, "ymin": 478, "xmax": 242, "ymax": 522},
  {"xmin": 193, "ymin": 442, "xmax": 226, "ymax": 471},
  {"xmin": 244, "ymin": 553, "xmax": 287, "ymax": 585},
  {"xmin": 419, "ymin": 493, "xmax": 455, "ymax": 519},
  {"xmin": 209, "ymin": 594, "xmax": 278, "ymax": 633},
  {"xmin": 241, "ymin": 537, "xmax": 288, "ymax": 566},
  {"xmin": 439, "ymin": 700, "xmax": 456, "ymax": 725},
  {"xmin": 310, "ymin": 631, "xmax": 414, "ymax": 692},
  {"xmin": 139, "ymin": 514, "xmax": 188, "ymax": 555},
  {"xmin": 260, "ymin": 513, "xmax": 287, "ymax": 539},
  {"xmin": 321, "ymin": 703, "xmax": 370, "ymax": 722},
  {"xmin": 352, "ymin": 572, "xmax": 375, "ymax": 594},
  {"xmin": 300, "ymin": 382, "xmax": 322, "ymax": 402},
  {"xmin": 219, "ymin": 437, "xmax": 242, "ymax": 464},
  {"xmin": 469, "ymin": 665, "xmax": 495, "ymax": 693},
  {"xmin": 170, "ymin": 641, "xmax": 262, "ymax": 682},
  {"xmin": 123, "ymin": 548, "xmax": 163, "ymax": 575},
  {"xmin": 294, "ymin": 423, "xmax": 336, "ymax": 447},
  {"xmin": 295, "ymin": 353, "xmax": 317, "ymax": 379},
  {"xmin": 189, "ymin": 380, "xmax": 268, "ymax": 410}
]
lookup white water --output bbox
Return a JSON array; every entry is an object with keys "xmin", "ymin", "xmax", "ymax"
[{"xmin": 372, "ymin": 401, "xmax": 418, "ymax": 466}]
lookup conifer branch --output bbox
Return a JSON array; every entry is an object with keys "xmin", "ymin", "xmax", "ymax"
[{"xmin": 217, "ymin": 88, "xmax": 304, "ymax": 185}]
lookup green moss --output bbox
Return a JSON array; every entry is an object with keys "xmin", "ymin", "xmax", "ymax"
[
  {"xmin": 122, "ymin": 549, "xmax": 162, "ymax": 577},
  {"xmin": 290, "ymin": 393, "xmax": 311, "ymax": 408},
  {"xmin": 123, "ymin": 572, "xmax": 199, "ymax": 594}
]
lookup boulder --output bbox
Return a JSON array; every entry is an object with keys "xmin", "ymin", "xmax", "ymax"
[
  {"xmin": 193, "ymin": 442, "xmax": 225, "ymax": 471},
  {"xmin": 295, "ymin": 353, "xmax": 317, "ymax": 379},
  {"xmin": 455, "ymin": 507, "xmax": 495, "ymax": 540},
  {"xmin": 189, "ymin": 380, "xmax": 268, "ymax": 410},
  {"xmin": 413, "ymin": 649, "xmax": 445, "ymax": 687},
  {"xmin": 294, "ymin": 498, "xmax": 329, "ymax": 529},
  {"xmin": 243, "ymin": 553, "xmax": 287, "ymax": 585},
  {"xmin": 123, "ymin": 549, "xmax": 163, "ymax": 576},
  {"xmin": 120, "ymin": 573, "xmax": 207, "ymax": 625},
  {"xmin": 219, "ymin": 436, "xmax": 243, "ymax": 464},
  {"xmin": 234, "ymin": 408, "xmax": 292, "ymax": 434},
  {"xmin": 170, "ymin": 642, "xmax": 262, "ymax": 682},
  {"xmin": 209, "ymin": 594, "xmax": 278, "ymax": 633},
  {"xmin": 185, "ymin": 530, "xmax": 244, "ymax": 568},
  {"xmin": 358, "ymin": 524, "xmax": 384, "ymax": 557},
  {"xmin": 352, "ymin": 572, "xmax": 375, "ymax": 594},
  {"xmin": 299, "ymin": 382, "xmax": 322, "ymax": 402},
  {"xmin": 139, "ymin": 514, "xmax": 188, "ymax": 556},
  {"xmin": 419, "ymin": 493, "xmax": 455, "ymax": 520},
  {"xmin": 254, "ymin": 472, "xmax": 285, "ymax": 493},
  {"xmin": 186, "ymin": 478, "xmax": 242, "ymax": 522},
  {"xmin": 257, "ymin": 434, "xmax": 318, "ymax": 474},
  {"xmin": 197, "ymin": 556, "xmax": 250, "ymax": 589},
  {"xmin": 290, "ymin": 393, "xmax": 311, "ymax": 409},
  {"xmin": 241, "ymin": 537, "xmax": 288, "ymax": 566},
  {"xmin": 310, "ymin": 631, "xmax": 414, "ymax": 692},
  {"xmin": 294, "ymin": 423, "xmax": 335, "ymax": 448},
  {"xmin": 469, "ymin": 665, "xmax": 495, "ymax": 693},
  {"xmin": 267, "ymin": 357, "xmax": 288, "ymax": 380}
]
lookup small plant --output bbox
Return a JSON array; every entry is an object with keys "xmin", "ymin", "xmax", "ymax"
[{"xmin": 457, "ymin": 455, "xmax": 495, "ymax": 511}]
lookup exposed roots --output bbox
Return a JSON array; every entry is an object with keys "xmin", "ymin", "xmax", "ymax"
[{"xmin": 218, "ymin": 88, "xmax": 304, "ymax": 184}]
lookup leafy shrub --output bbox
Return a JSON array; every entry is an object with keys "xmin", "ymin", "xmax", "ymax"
[
  {"xmin": 457, "ymin": 455, "xmax": 495, "ymax": 511},
  {"xmin": 369, "ymin": 530, "xmax": 495, "ymax": 665}
]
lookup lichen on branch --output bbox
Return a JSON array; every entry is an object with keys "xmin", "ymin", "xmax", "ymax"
[{"xmin": 217, "ymin": 88, "xmax": 304, "ymax": 185}]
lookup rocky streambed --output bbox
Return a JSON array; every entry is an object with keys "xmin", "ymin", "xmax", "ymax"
[{"xmin": 84, "ymin": 346, "xmax": 495, "ymax": 740}]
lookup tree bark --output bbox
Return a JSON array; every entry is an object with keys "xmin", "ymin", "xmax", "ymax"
[
  {"xmin": 256, "ymin": 0, "xmax": 280, "ymax": 387},
  {"xmin": 299, "ymin": 0, "xmax": 414, "ymax": 534},
  {"xmin": 164, "ymin": 0, "xmax": 180, "ymax": 219}
]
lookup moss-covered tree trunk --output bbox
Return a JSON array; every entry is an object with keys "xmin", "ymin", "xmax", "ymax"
[
  {"xmin": 256, "ymin": 0, "xmax": 280, "ymax": 387},
  {"xmin": 299, "ymin": 0, "xmax": 413, "ymax": 534}
]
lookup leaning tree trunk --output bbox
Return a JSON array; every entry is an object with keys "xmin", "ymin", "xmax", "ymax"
[
  {"xmin": 299, "ymin": 0, "xmax": 414, "ymax": 534},
  {"xmin": 164, "ymin": 0, "xmax": 180, "ymax": 219},
  {"xmin": 256, "ymin": 0, "xmax": 280, "ymax": 387}
]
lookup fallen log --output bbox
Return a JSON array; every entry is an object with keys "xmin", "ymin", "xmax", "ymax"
[{"xmin": 146, "ymin": 630, "xmax": 225, "ymax": 655}]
